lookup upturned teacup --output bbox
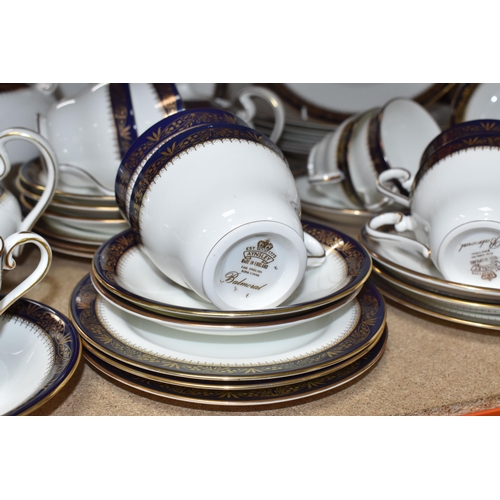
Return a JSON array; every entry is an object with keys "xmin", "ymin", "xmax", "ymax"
[
  {"xmin": 367, "ymin": 122, "xmax": 500, "ymax": 286},
  {"xmin": 119, "ymin": 120, "xmax": 325, "ymax": 310},
  {"xmin": 38, "ymin": 83, "xmax": 184, "ymax": 192}
]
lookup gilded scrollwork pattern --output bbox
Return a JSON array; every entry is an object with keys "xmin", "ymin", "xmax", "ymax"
[
  {"xmin": 450, "ymin": 83, "xmax": 479, "ymax": 125},
  {"xmin": 152, "ymin": 83, "xmax": 183, "ymax": 116},
  {"xmin": 3, "ymin": 298, "xmax": 81, "ymax": 415},
  {"xmin": 108, "ymin": 83, "xmax": 138, "ymax": 160},
  {"xmin": 115, "ymin": 110, "xmax": 245, "ymax": 215},
  {"xmin": 129, "ymin": 126, "xmax": 285, "ymax": 235},
  {"xmin": 85, "ymin": 327, "xmax": 387, "ymax": 404},
  {"xmin": 71, "ymin": 274, "xmax": 384, "ymax": 379}
]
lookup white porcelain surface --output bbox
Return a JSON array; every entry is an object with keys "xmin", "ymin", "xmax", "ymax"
[
  {"xmin": 40, "ymin": 212, "xmax": 129, "ymax": 237},
  {"xmin": 360, "ymin": 227, "xmax": 500, "ymax": 302},
  {"xmin": 121, "ymin": 239, "xmax": 348, "ymax": 308},
  {"xmin": 138, "ymin": 138, "xmax": 324, "ymax": 310},
  {"xmin": 93, "ymin": 290, "xmax": 361, "ymax": 364},
  {"xmin": 295, "ymin": 175, "xmax": 375, "ymax": 225},
  {"xmin": 460, "ymin": 83, "xmax": 500, "ymax": 121},
  {"xmin": 0, "ymin": 85, "xmax": 56, "ymax": 164},
  {"xmin": 39, "ymin": 83, "xmax": 179, "ymax": 191},
  {"xmin": 0, "ymin": 314, "xmax": 55, "ymax": 414},
  {"xmin": 283, "ymin": 83, "xmax": 438, "ymax": 114},
  {"xmin": 368, "ymin": 147, "xmax": 500, "ymax": 287}
]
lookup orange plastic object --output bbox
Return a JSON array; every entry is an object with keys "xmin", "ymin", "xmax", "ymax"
[{"xmin": 464, "ymin": 407, "xmax": 500, "ymax": 416}]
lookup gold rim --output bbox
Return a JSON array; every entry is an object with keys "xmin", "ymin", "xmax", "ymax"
[{"xmin": 81, "ymin": 325, "xmax": 385, "ymax": 391}]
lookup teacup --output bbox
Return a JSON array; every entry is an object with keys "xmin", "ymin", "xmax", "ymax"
[
  {"xmin": 0, "ymin": 230, "xmax": 52, "ymax": 315},
  {"xmin": 0, "ymin": 127, "xmax": 58, "ymax": 241},
  {"xmin": 38, "ymin": 83, "xmax": 184, "ymax": 192},
  {"xmin": 0, "ymin": 84, "xmax": 57, "ymax": 165},
  {"xmin": 308, "ymin": 98, "xmax": 441, "ymax": 212},
  {"xmin": 451, "ymin": 83, "xmax": 500, "ymax": 124},
  {"xmin": 366, "ymin": 143, "xmax": 500, "ymax": 287},
  {"xmin": 121, "ymin": 121, "xmax": 325, "ymax": 310},
  {"xmin": 115, "ymin": 108, "xmax": 249, "ymax": 219}
]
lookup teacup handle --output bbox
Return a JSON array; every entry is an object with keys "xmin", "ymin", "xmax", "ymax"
[
  {"xmin": 376, "ymin": 168, "xmax": 413, "ymax": 208},
  {"xmin": 304, "ymin": 232, "xmax": 327, "ymax": 268},
  {"xmin": 0, "ymin": 231, "xmax": 52, "ymax": 315},
  {"xmin": 365, "ymin": 212, "xmax": 431, "ymax": 258},
  {"xmin": 235, "ymin": 86, "xmax": 285, "ymax": 143},
  {"xmin": 0, "ymin": 128, "xmax": 59, "ymax": 233}
]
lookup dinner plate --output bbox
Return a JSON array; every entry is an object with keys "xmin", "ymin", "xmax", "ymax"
[
  {"xmin": 92, "ymin": 274, "xmax": 360, "ymax": 335},
  {"xmin": 359, "ymin": 227, "xmax": 500, "ymax": 303},
  {"xmin": 371, "ymin": 271, "xmax": 500, "ymax": 331},
  {"xmin": 1, "ymin": 297, "xmax": 81, "ymax": 415},
  {"xmin": 91, "ymin": 220, "xmax": 372, "ymax": 321},
  {"xmin": 295, "ymin": 176, "xmax": 375, "ymax": 225},
  {"xmin": 82, "ymin": 325, "xmax": 387, "ymax": 407},
  {"xmin": 269, "ymin": 83, "xmax": 454, "ymax": 124},
  {"xmin": 70, "ymin": 276, "xmax": 386, "ymax": 381}
]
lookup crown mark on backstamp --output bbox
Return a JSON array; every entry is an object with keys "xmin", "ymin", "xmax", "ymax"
[{"xmin": 241, "ymin": 239, "xmax": 276, "ymax": 270}]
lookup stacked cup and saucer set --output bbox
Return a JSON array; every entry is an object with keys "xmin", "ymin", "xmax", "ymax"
[{"xmin": 68, "ymin": 85, "xmax": 387, "ymax": 408}]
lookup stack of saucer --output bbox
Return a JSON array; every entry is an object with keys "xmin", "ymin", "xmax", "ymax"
[
  {"xmin": 360, "ymin": 227, "xmax": 500, "ymax": 331},
  {"xmin": 69, "ymin": 220, "xmax": 389, "ymax": 408},
  {"xmin": 15, "ymin": 159, "xmax": 129, "ymax": 258}
]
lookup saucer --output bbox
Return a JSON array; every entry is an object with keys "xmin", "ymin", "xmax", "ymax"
[
  {"xmin": 70, "ymin": 277, "xmax": 386, "ymax": 381},
  {"xmin": 91, "ymin": 220, "xmax": 372, "ymax": 322},
  {"xmin": 83, "ymin": 325, "xmax": 387, "ymax": 407},
  {"xmin": 371, "ymin": 271, "xmax": 500, "ymax": 331},
  {"xmin": 92, "ymin": 274, "xmax": 360, "ymax": 336},
  {"xmin": 295, "ymin": 175, "xmax": 375, "ymax": 225},
  {"xmin": 360, "ymin": 227, "xmax": 500, "ymax": 303},
  {"xmin": 1, "ymin": 297, "xmax": 81, "ymax": 415}
]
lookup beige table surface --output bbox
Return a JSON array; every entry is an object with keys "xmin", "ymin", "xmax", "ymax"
[{"xmin": 6, "ymin": 215, "xmax": 500, "ymax": 417}]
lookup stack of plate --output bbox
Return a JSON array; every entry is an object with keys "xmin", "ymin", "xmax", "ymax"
[
  {"xmin": 69, "ymin": 220, "xmax": 389, "ymax": 408},
  {"xmin": 360, "ymin": 227, "xmax": 500, "ymax": 331},
  {"xmin": 15, "ymin": 159, "xmax": 129, "ymax": 258}
]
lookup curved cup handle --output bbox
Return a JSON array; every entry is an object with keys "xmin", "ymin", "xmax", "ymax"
[
  {"xmin": 0, "ymin": 231, "xmax": 52, "ymax": 315},
  {"xmin": 304, "ymin": 232, "xmax": 326, "ymax": 268},
  {"xmin": 0, "ymin": 128, "xmax": 59, "ymax": 235},
  {"xmin": 365, "ymin": 212, "xmax": 431, "ymax": 259},
  {"xmin": 376, "ymin": 168, "xmax": 413, "ymax": 209},
  {"xmin": 236, "ymin": 86, "xmax": 285, "ymax": 143},
  {"xmin": 307, "ymin": 142, "xmax": 345, "ymax": 186},
  {"xmin": 34, "ymin": 83, "xmax": 58, "ymax": 95}
]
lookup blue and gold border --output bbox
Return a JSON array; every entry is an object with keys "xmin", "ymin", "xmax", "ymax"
[
  {"xmin": 108, "ymin": 83, "xmax": 138, "ymax": 160},
  {"xmin": 414, "ymin": 119, "xmax": 500, "ymax": 191},
  {"xmin": 128, "ymin": 122, "xmax": 286, "ymax": 234},
  {"xmin": 151, "ymin": 83, "xmax": 184, "ymax": 116},
  {"xmin": 449, "ymin": 83, "xmax": 480, "ymax": 125},
  {"xmin": 70, "ymin": 274, "xmax": 384, "ymax": 380},
  {"xmin": 82, "ymin": 326, "xmax": 387, "ymax": 406},
  {"xmin": 91, "ymin": 219, "xmax": 372, "ymax": 320},
  {"xmin": 4, "ymin": 298, "xmax": 81, "ymax": 416},
  {"xmin": 115, "ymin": 108, "xmax": 246, "ymax": 217}
]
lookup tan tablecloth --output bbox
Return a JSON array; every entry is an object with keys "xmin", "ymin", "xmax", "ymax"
[{"xmin": 7, "ymin": 216, "xmax": 500, "ymax": 417}]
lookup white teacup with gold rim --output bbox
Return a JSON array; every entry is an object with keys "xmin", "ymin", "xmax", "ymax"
[
  {"xmin": 38, "ymin": 83, "xmax": 184, "ymax": 192},
  {"xmin": 0, "ymin": 231, "xmax": 52, "ymax": 315},
  {"xmin": 126, "ymin": 122, "xmax": 325, "ymax": 311},
  {"xmin": 366, "ymin": 146, "xmax": 500, "ymax": 288}
]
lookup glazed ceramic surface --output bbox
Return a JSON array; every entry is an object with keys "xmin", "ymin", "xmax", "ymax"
[
  {"xmin": 128, "ymin": 122, "xmax": 325, "ymax": 310},
  {"xmin": 451, "ymin": 83, "xmax": 500, "ymax": 123},
  {"xmin": 82, "ymin": 326, "xmax": 387, "ymax": 407},
  {"xmin": 369, "ymin": 147, "xmax": 500, "ymax": 287},
  {"xmin": 91, "ymin": 221, "xmax": 371, "ymax": 321},
  {"xmin": 71, "ymin": 275, "xmax": 385, "ymax": 381},
  {"xmin": 270, "ymin": 83, "xmax": 452, "ymax": 123},
  {"xmin": 360, "ymin": 226, "xmax": 500, "ymax": 303},
  {"xmin": 295, "ymin": 175, "xmax": 375, "ymax": 225},
  {"xmin": 0, "ymin": 84, "xmax": 56, "ymax": 164},
  {"xmin": 372, "ymin": 271, "xmax": 500, "ymax": 331},
  {"xmin": 38, "ymin": 83, "xmax": 184, "ymax": 191},
  {"xmin": 1, "ymin": 297, "xmax": 81, "ymax": 415}
]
